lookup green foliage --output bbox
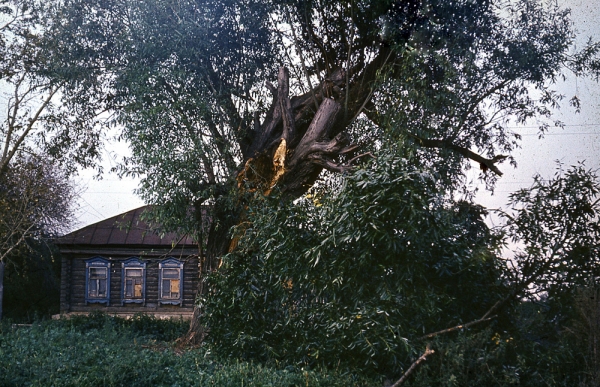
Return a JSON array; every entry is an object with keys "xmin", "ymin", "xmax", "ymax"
[
  {"xmin": 199, "ymin": 158, "xmax": 600, "ymax": 381},
  {"xmin": 0, "ymin": 314, "xmax": 375, "ymax": 386},
  {"xmin": 405, "ymin": 322, "xmax": 585, "ymax": 387},
  {"xmin": 372, "ymin": 0, "xmax": 574, "ymax": 188},
  {"xmin": 41, "ymin": 0, "xmax": 598, "ymax": 238},
  {"xmin": 1, "ymin": 0, "xmax": 112, "ymax": 174},
  {"xmin": 200, "ymin": 151, "xmax": 507, "ymax": 374},
  {"xmin": 2, "ymin": 240, "xmax": 61, "ymax": 322},
  {"xmin": 51, "ymin": 312, "xmax": 190, "ymax": 343},
  {"xmin": 500, "ymin": 163, "xmax": 600, "ymax": 326}
]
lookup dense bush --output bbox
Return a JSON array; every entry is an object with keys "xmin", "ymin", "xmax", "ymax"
[
  {"xmin": 0, "ymin": 314, "xmax": 374, "ymax": 386},
  {"xmin": 200, "ymin": 154, "xmax": 509, "ymax": 376},
  {"xmin": 2, "ymin": 240, "xmax": 61, "ymax": 322},
  {"xmin": 199, "ymin": 155, "xmax": 600, "ymax": 383},
  {"xmin": 406, "ymin": 303, "xmax": 589, "ymax": 387}
]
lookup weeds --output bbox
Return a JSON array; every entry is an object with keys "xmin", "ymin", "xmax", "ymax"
[{"xmin": 0, "ymin": 314, "xmax": 373, "ymax": 386}]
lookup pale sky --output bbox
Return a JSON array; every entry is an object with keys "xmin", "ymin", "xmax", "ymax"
[
  {"xmin": 72, "ymin": 0, "xmax": 600, "ymax": 230},
  {"xmin": 470, "ymin": 0, "xmax": 600, "ymax": 224}
]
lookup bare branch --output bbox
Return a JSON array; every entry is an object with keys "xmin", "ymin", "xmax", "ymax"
[
  {"xmin": 409, "ymin": 134, "xmax": 507, "ymax": 176},
  {"xmin": 278, "ymin": 67, "xmax": 296, "ymax": 143},
  {"xmin": 346, "ymin": 151, "xmax": 375, "ymax": 165},
  {"xmin": 1, "ymin": 83, "xmax": 61, "ymax": 175},
  {"xmin": 420, "ymin": 315, "xmax": 497, "ymax": 340},
  {"xmin": 391, "ymin": 346, "xmax": 435, "ymax": 387},
  {"xmin": 308, "ymin": 154, "xmax": 354, "ymax": 174},
  {"xmin": 288, "ymin": 97, "xmax": 341, "ymax": 168}
]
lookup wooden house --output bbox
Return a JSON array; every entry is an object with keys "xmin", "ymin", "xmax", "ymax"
[{"xmin": 55, "ymin": 206, "xmax": 200, "ymax": 319}]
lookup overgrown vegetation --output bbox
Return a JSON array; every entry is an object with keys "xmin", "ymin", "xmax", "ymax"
[
  {"xmin": 200, "ymin": 152, "xmax": 600, "ymax": 385},
  {"xmin": 0, "ymin": 313, "xmax": 374, "ymax": 386},
  {"xmin": 2, "ymin": 0, "xmax": 600, "ymax": 384},
  {"xmin": 1, "ymin": 290, "xmax": 597, "ymax": 386},
  {"xmin": 201, "ymin": 151, "xmax": 507, "ymax": 374}
]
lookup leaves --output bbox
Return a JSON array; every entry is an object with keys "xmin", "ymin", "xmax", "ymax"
[
  {"xmin": 501, "ymin": 162, "xmax": 600, "ymax": 299},
  {"xmin": 200, "ymin": 151, "xmax": 507, "ymax": 373}
]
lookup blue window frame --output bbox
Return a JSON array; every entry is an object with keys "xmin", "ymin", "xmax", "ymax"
[
  {"xmin": 85, "ymin": 257, "xmax": 111, "ymax": 304},
  {"xmin": 158, "ymin": 258, "xmax": 183, "ymax": 305},
  {"xmin": 121, "ymin": 258, "xmax": 146, "ymax": 305}
]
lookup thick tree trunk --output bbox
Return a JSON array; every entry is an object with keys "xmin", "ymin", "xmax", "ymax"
[
  {"xmin": 180, "ymin": 65, "xmax": 372, "ymax": 344},
  {"xmin": 181, "ymin": 196, "xmax": 240, "ymax": 346},
  {"xmin": 181, "ymin": 62, "xmax": 510, "ymax": 345}
]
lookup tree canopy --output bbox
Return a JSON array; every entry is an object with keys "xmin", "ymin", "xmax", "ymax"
[
  {"xmin": 41, "ymin": 0, "xmax": 598, "ymax": 242},
  {"xmin": 0, "ymin": 0, "xmax": 98, "ymax": 320}
]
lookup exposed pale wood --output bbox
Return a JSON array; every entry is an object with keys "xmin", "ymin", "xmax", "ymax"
[{"xmin": 391, "ymin": 346, "xmax": 435, "ymax": 387}]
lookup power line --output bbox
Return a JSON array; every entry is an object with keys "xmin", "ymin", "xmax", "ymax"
[
  {"xmin": 519, "ymin": 132, "xmax": 600, "ymax": 136},
  {"xmin": 507, "ymin": 124, "xmax": 600, "ymax": 129}
]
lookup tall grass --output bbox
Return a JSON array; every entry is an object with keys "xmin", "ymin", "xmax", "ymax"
[{"xmin": 0, "ymin": 313, "xmax": 373, "ymax": 386}]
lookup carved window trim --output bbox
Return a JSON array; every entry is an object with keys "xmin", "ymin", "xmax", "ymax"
[
  {"xmin": 85, "ymin": 257, "xmax": 111, "ymax": 305},
  {"xmin": 158, "ymin": 258, "xmax": 183, "ymax": 306},
  {"xmin": 121, "ymin": 257, "xmax": 146, "ymax": 305}
]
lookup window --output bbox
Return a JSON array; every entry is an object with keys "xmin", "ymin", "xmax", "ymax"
[
  {"xmin": 85, "ymin": 257, "xmax": 111, "ymax": 304},
  {"xmin": 121, "ymin": 258, "xmax": 146, "ymax": 305},
  {"xmin": 159, "ymin": 258, "xmax": 183, "ymax": 305}
]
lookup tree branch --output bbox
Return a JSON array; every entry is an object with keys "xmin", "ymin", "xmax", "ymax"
[
  {"xmin": 0, "ymin": 83, "xmax": 61, "ymax": 176},
  {"xmin": 391, "ymin": 345, "xmax": 435, "ymax": 387},
  {"xmin": 308, "ymin": 132, "xmax": 356, "ymax": 156},
  {"xmin": 278, "ymin": 67, "xmax": 296, "ymax": 144},
  {"xmin": 247, "ymin": 81, "xmax": 282, "ymax": 156},
  {"xmin": 410, "ymin": 134, "xmax": 507, "ymax": 176},
  {"xmin": 420, "ymin": 315, "xmax": 497, "ymax": 341},
  {"xmin": 307, "ymin": 154, "xmax": 354, "ymax": 174},
  {"xmin": 288, "ymin": 97, "xmax": 341, "ymax": 168}
]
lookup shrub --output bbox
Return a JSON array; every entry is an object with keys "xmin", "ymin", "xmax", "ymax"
[{"xmin": 200, "ymin": 154, "xmax": 508, "ymax": 375}]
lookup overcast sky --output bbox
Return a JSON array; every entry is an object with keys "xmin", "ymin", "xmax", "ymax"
[
  {"xmin": 72, "ymin": 0, "xmax": 600, "ymax": 230},
  {"xmin": 469, "ymin": 0, "xmax": 600, "ymax": 225}
]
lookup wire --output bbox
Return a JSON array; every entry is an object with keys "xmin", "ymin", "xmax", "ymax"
[{"xmin": 519, "ymin": 132, "xmax": 600, "ymax": 136}]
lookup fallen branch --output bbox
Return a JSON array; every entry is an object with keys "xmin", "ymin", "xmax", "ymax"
[
  {"xmin": 420, "ymin": 315, "xmax": 497, "ymax": 340},
  {"xmin": 386, "ymin": 312, "xmax": 498, "ymax": 385},
  {"xmin": 391, "ymin": 345, "xmax": 435, "ymax": 387}
]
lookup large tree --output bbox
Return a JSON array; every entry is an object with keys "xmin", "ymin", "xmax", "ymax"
[
  {"xmin": 0, "ymin": 155, "xmax": 75, "ymax": 320},
  {"xmin": 1, "ymin": 0, "xmax": 114, "ymax": 319},
  {"xmin": 42, "ymin": 0, "xmax": 599, "ymax": 339}
]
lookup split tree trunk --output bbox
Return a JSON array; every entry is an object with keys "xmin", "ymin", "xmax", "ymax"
[
  {"xmin": 181, "ymin": 67, "xmax": 358, "ymax": 345},
  {"xmin": 182, "ymin": 61, "xmax": 510, "ymax": 345}
]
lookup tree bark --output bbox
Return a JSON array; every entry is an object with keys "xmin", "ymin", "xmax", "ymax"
[{"xmin": 183, "ymin": 59, "xmax": 512, "ymax": 344}]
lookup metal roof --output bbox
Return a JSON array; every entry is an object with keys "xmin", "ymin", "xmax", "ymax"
[{"xmin": 56, "ymin": 206, "xmax": 197, "ymax": 246}]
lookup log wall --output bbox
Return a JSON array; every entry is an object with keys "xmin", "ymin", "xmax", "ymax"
[{"xmin": 59, "ymin": 247, "xmax": 199, "ymax": 317}]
